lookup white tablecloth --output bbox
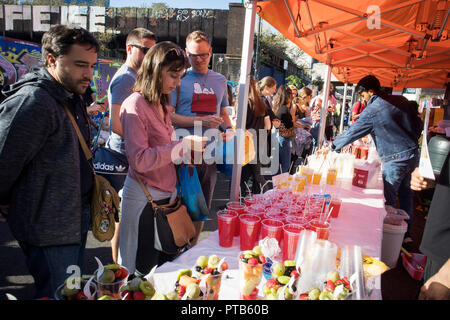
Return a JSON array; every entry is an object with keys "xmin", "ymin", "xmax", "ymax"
[{"xmin": 153, "ymin": 177, "xmax": 387, "ymax": 300}]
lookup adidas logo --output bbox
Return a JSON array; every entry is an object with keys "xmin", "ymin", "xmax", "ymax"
[
  {"xmin": 94, "ymin": 162, "xmax": 115, "ymax": 171},
  {"xmin": 115, "ymin": 165, "xmax": 126, "ymax": 172}
]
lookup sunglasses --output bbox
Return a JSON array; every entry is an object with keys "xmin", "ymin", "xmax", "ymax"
[
  {"xmin": 130, "ymin": 44, "xmax": 151, "ymax": 55},
  {"xmin": 188, "ymin": 52, "xmax": 210, "ymax": 60}
]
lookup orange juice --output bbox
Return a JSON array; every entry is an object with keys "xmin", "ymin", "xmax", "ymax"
[
  {"xmin": 304, "ymin": 168, "xmax": 313, "ymax": 183},
  {"xmin": 326, "ymin": 169, "xmax": 338, "ymax": 185},
  {"xmin": 294, "ymin": 175, "xmax": 307, "ymax": 192},
  {"xmin": 312, "ymin": 172, "xmax": 322, "ymax": 185}
]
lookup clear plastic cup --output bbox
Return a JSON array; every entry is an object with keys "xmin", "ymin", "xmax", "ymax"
[
  {"xmin": 308, "ymin": 218, "xmax": 330, "ymax": 240},
  {"xmin": 239, "ymin": 214, "xmax": 261, "ymax": 250},
  {"xmin": 201, "ymin": 272, "xmax": 223, "ymax": 300},
  {"xmin": 261, "ymin": 218, "xmax": 284, "ymax": 245},
  {"xmin": 264, "ymin": 210, "xmax": 286, "ymax": 223},
  {"xmin": 312, "ymin": 172, "xmax": 322, "ymax": 185},
  {"xmin": 283, "ymin": 223, "xmax": 305, "ymax": 260},
  {"xmin": 326, "ymin": 168, "xmax": 338, "ymax": 185},
  {"xmin": 227, "ymin": 201, "xmax": 246, "ymax": 236},
  {"xmin": 285, "ymin": 216, "xmax": 309, "ymax": 227},
  {"xmin": 238, "ymin": 252, "xmax": 263, "ymax": 300},
  {"xmin": 294, "ymin": 175, "xmax": 307, "ymax": 192},
  {"xmin": 54, "ymin": 279, "xmax": 97, "ymax": 300},
  {"xmin": 217, "ymin": 210, "xmax": 238, "ymax": 247},
  {"xmin": 94, "ymin": 267, "xmax": 129, "ymax": 300},
  {"xmin": 329, "ymin": 198, "xmax": 342, "ymax": 219},
  {"xmin": 304, "ymin": 167, "xmax": 313, "ymax": 184},
  {"xmin": 244, "ymin": 195, "xmax": 257, "ymax": 207}
]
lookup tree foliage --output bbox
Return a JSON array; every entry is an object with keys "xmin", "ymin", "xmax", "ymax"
[{"xmin": 286, "ymin": 74, "xmax": 306, "ymax": 89}]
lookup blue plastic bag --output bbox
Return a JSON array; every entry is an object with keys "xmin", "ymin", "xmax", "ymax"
[
  {"xmin": 177, "ymin": 165, "xmax": 209, "ymax": 221},
  {"xmin": 215, "ymin": 136, "xmax": 234, "ymax": 178}
]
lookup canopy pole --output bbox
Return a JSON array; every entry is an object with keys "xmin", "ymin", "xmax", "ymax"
[
  {"xmin": 229, "ymin": 0, "xmax": 257, "ymax": 201},
  {"xmin": 318, "ymin": 64, "xmax": 332, "ymax": 147},
  {"xmin": 339, "ymin": 82, "xmax": 348, "ymax": 133}
]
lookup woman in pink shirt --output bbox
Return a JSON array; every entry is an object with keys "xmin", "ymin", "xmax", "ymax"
[{"xmin": 118, "ymin": 42, "xmax": 189, "ymax": 276}]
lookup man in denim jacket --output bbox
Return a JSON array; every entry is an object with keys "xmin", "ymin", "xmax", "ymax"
[{"xmin": 328, "ymin": 75, "xmax": 422, "ymax": 243}]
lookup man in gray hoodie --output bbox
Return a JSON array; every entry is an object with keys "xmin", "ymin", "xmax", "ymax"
[{"xmin": 0, "ymin": 25, "xmax": 99, "ymax": 299}]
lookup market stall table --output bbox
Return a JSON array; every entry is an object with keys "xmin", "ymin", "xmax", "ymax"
[{"xmin": 153, "ymin": 176, "xmax": 387, "ymax": 300}]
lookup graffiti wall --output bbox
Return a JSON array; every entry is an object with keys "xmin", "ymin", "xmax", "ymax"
[
  {"xmin": 0, "ymin": 36, "xmax": 41, "ymax": 89},
  {"xmin": 0, "ymin": 36, "xmax": 122, "ymax": 117}
]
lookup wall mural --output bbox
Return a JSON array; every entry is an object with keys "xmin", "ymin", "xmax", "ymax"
[
  {"xmin": 0, "ymin": 36, "xmax": 122, "ymax": 121},
  {"xmin": 0, "ymin": 37, "xmax": 42, "ymax": 89}
]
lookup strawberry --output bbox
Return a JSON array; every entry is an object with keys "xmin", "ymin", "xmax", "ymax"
[
  {"xmin": 122, "ymin": 290, "xmax": 132, "ymax": 300},
  {"xmin": 221, "ymin": 262, "xmax": 229, "ymax": 271},
  {"xmin": 177, "ymin": 285, "xmax": 186, "ymax": 297},
  {"xmin": 342, "ymin": 277, "xmax": 351, "ymax": 290},
  {"xmin": 133, "ymin": 291, "xmax": 145, "ymax": 300},
  {"xmin": 247, "ymin": 258, "xmax": 258, "ymax": 266},
  {"xmin": 259, "ymin": 255, "xmax": 266, "ymax": 264},
  {"xmin": 120, "ymin": 268, "xmax": 128, "ymax": 279},
  {"xmin": 290, "ymin": 270, "xmax": 299, "ymax": 278},
  {"xmin": 114, "ymin": 269, "xmax": 123, "ymax": 279},
  {"xmin": 266, "ymin": 278, "xmax": 278, "ymax": 289},
  {"xmin": 203, "ymin": 267, "xmax": 213, "ymax": 274},
  {"xmin": 299, "ymin": 293, "xmax": 309, "ymax": 300},
  {"xmin": 335, "ymin": 279, "xmax": 344, "ymax": 286},
  {"xmin": 76, "ymin": 291, "xmax": 87, "ymax": 300},
  {"xmin": 325, "ymin": 280, "xmax": 336, "ymax": 292}
]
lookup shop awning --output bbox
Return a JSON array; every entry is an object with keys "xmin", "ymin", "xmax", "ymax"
[{"xmin": 257, "ymin": 0, "xmax": 450, "ymax": 88}]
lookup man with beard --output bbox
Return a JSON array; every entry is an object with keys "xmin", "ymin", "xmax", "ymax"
[{"xmin": 0, "ymin": 25, "xmax": 99, "ymax": 298}]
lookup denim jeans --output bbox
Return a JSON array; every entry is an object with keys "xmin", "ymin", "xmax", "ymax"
[
  {"xmin": 18, "ymin": 204, "xmax": 91, "ymax": 299},
  {"xmin": 382, "ymin": 157, "xmax": 417, "ymax": 232},
  {"xmin": 278, "ymin": 136, "xmax": 292, "ymax": 174}
]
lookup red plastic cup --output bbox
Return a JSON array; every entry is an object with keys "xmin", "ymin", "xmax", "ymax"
[
  {"xmin": 217, "ymin": 210, "xmax": 238, "ymax": 247},
  {"xmin": 261, "ymin": 219, "xmax": 284, "ymax": 245},
  {"xmin": 308, "ymin": 218, "xmax": 330, "ymax": 240},
  {"xmin": 227, "ymin": 201, "xmax": 246, "ymax": 236},
  {"xmin": 329, "ymin": 199, "xmax": 342, "ymax": 218},
  {"xmin": 282, "ymin": 223, "xmax": 305, "ymax": 260},
  {"xmin": 239, "ymin": 214, "xmax": 261, "ymax": 250},
  {"xmin": 244, "ymin": 195, "xmax": 257, "ymax": 207},
  {"xmin": 285, "ymin": 215, "xmax": 309, "ymax": 227}
]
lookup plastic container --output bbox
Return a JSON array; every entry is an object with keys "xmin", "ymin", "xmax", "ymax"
[
  {"xmin": 401, "ymin": 252, "xmax": 427, "ymax": 281},
  {"xmin": 381, "ymin": 221, "xmax": 408, "ymax": 268}
]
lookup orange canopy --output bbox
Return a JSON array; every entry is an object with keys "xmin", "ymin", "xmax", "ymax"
[{"xmin": 257, "ymin": 0, "xmax": 450, "ymax": 88}]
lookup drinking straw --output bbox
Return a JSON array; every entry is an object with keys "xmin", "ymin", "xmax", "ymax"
[
  {"xmin": 244, "ymin": 181, "xmax": 252, "ymax": 196},
  {"xmin": 324, "ymin": 207, "xmax": 334, "ymax": 223},
  {"xmin": 239, "ymin": 187, "xmax": 242, "ymax": 205},
  {"xmin": 261, "ymin": 180, "xmax": 271, "ymax": 195}
]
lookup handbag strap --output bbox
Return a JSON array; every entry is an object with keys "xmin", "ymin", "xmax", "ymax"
[
  {"xmin": 61, "ymin": 103, "xmax": 93, "ymax": 163},
  {"xmin": 136, "ymin": 176, "xmax": 155, "ymax": 206}
]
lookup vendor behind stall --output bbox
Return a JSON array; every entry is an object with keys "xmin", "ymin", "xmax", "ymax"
[{"xmin": 321, "ymin": 75, "xmax": 423, "ymax": 243}]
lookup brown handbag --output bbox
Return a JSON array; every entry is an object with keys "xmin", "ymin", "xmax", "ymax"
[
  {"xmin": 136, "ymin": 176, "xmax": 196, "ymax": 255},
  {"xmin": 278, "ymin": 122, "xmax": 296, "ymax": 138},
  {"xmin": 62, "ymin": 103, "xmax": 120, "ymax": 242}
]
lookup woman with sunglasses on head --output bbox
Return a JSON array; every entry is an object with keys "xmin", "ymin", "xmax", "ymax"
[{"xmin": 118, "ymin": 42, "xmax": 191, "ymax": 276}]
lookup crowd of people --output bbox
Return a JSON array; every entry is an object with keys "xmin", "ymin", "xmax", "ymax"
[{"xmin": 0, "ymin": 24, "xmax": 448, "ymax": 300}]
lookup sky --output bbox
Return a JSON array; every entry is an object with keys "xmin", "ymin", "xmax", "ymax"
[{"xmin": 109, "ymin": 0, "xmax": 240, "ymax": 9}]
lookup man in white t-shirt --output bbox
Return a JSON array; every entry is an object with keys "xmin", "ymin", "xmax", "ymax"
[{"xmin": 169, "ymin": 30, "xmax": 232, "ymax": 243}]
